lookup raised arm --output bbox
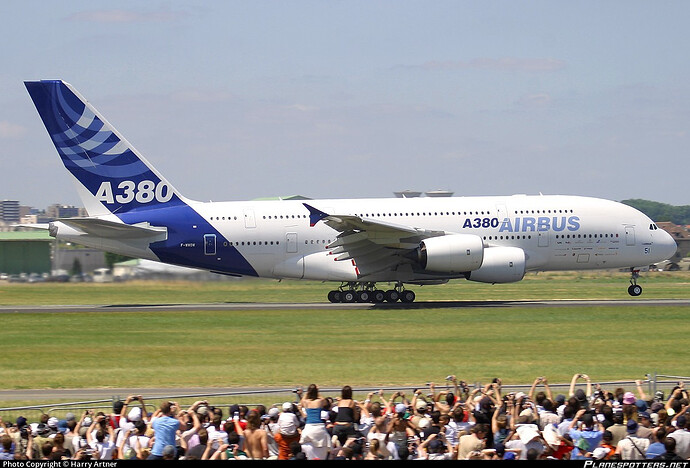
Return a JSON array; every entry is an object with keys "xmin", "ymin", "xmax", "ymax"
[
  {"xmin": 635, "ymin": 380, "xmax": 649, "ymax": 401},
  {"xmin": 569, "ymin": 373, "xmax": 580, "ymax": 397},
  {"xmin": 528, "ymin": 377, "xmax": 542, "ymax": 401},
  {"xmin": 542, "ymin": 377, "xmax": 555, "ymax": 404}
]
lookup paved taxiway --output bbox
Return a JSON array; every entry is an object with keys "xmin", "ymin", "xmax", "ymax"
[{"xmin": 0, "ymin": 299, "xmax": 688, "ymax": 313}]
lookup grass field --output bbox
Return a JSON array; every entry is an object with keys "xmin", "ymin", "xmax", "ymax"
[
  {"xmin": 2, "ymin": 270, "xmax": 690, "ymax": 305},
  {"xmin": 1, "ymin": 272, "xmax": 688, "ymax": 415}
]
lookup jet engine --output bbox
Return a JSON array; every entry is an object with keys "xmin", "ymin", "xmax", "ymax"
[
  {"xmin": 418, "ymin": 234, "xmax": 484, "ymax": 273},
  {"xmin": 466, "ymin": 246, "xmax": 526, "ymax": 283}
]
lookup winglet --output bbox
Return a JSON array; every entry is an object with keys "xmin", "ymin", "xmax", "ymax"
[{"xmin": 303, "ymin": 203, "xmax": 329, "ymax": 227}]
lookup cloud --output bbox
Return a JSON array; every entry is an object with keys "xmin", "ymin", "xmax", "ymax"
[
  {"xmin": 398, "ymin": 57, "xmax": 566, "ymax": 73},
  {"xmin": 65, "ymin": 6, "xmax": 187, "ymax": 23},
  {"xmin": 0, "ymin": 121, "xmax": 27, "ymax": 139}
]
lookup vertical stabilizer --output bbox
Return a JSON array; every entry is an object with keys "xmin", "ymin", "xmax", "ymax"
[{"xmin": 25, "ymin": 80, "xmax": 188, "ymax": 216}]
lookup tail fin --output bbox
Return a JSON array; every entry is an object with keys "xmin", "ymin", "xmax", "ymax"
[{"xmin": 25, "ymin": 80, "xmax": 188, "ymax": 217}]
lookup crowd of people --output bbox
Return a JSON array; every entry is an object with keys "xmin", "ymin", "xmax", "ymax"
[{"xmin": 0, "ymin": 374, "xmax": 688, "ymax": 461}]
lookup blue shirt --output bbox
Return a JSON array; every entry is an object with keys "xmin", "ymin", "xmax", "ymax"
[
  {"xmin": 646, "ymin": 442, "xmax": 665, "ymax": 459},
  {"xmin": 569, "ymin": 428, "xmax": 603, "ymax": 460},
  {"xmin": 151, "ymin": 415, "xmax": 180, "ymax": 456}
]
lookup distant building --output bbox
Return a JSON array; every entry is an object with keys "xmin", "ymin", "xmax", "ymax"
[
  {"xmin": 0, "ymin": 200, "xmax": 20, "ymax": 223},
  {"xmin": 425, "ymin": 190, "xmax": 454, "ymax": 197},
  {"xmin": 45, "ymin": 204, "xmax": 80, "ymax": 219},
  {"xmin": 394, "ymin": 190, "xmax": 422, "ymax": 198}
]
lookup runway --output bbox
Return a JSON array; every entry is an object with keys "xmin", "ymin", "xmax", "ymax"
[{"xmin": 0, "ymin": 298, "xmax": 688, "ymax": 313}]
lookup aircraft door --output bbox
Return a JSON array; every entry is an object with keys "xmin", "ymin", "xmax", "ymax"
[
  {"xmin": 538, "ymin": 231, "xmax": 549, "ymax": 247},
  {"xmin": 243, "ymin": 209, "xmax": 256, "ymax": 228},
  {"xmin": 286, "ymin": 232, "xmax": 298, "ymax": 253},
  {"xmin": 625, "ymin": 226, "xmax": 636, "ymax": 246},
  {"xmin": 204, "ymin": 234, "xmax": 217, "ymax": 256}
]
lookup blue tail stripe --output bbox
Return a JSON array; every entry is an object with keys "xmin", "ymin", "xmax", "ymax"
[{"xmin": 26, "ymin": 80, "xmax": 185, "ymax": 214}]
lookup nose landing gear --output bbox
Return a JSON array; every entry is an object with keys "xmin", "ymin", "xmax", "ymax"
[{"xmin": 628, "ymin": 268, "xmax": 642, "ymax": 296}]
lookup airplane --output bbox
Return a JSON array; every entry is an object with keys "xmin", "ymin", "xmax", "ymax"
[{"xmin": 24, "ymin": 80, "xmax": 678, "ymax": 303}]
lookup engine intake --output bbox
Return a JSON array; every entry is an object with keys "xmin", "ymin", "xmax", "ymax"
[{"xmin": 418, "ymin": 234, "xmax": 484, "ymax": 273}]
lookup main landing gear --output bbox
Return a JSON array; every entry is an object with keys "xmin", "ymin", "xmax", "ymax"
[
  {"xmin": 628, "ymin": 268, "xmax": 642, "ymax": 297},
  {"xmin": 327, "ymin": 282, "xmax": 416, "ymax": 303}
]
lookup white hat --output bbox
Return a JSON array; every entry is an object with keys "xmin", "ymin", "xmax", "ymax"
[
  {"xmin": 417, "ymin": 418, "xmax": 431, "ymax": 429},
  {"xmin": 47, "ymin": 417, "xmax": 59, "ymax": 428},
  {"xmin": 128, "ymin": 407, "xmax": 142, "ymax": 422},
  {"xmin": 592, "ymin": 447, "xmax": 610, "ymax": 460},
  {"xmin": 395, "ymin": 403, "xmax": 406, "ymax": 414},
  {"xmin": 268, "ymin": 408, "xmax": 280, "ymax": 418},
  {"xmin": 516, "ymin": 424, "xmax": 540, "ymax": 443},
  {"xmin": 282, "ymin": 402, "xmax": 293, "ymax": 412}
]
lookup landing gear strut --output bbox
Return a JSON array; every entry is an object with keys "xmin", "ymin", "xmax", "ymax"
[
  {"xmin": 628, "ymin": 268, "xmax": 642, "ymax": 297},
  {"xmin": 327, "ymin": 282, "xmax": 416, "ymax": 303}
]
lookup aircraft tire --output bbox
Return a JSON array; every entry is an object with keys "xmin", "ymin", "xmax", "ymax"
[
  {"xmin": 628, "ymin": 284, "xmax": 642, "ymax": 297},
  {"xmin": 400, "ymin": 290, "xmax": 416, "ymax": 303},
  {"xmin": 342, "ymin": 290, "xmax": 357, "ymax": 303},
  {"xmin": 357, "ymin": 290, "xmax": 371, "ymax": 303},
  {"xmin": 372, "ymin": 290, "xmax": 386, "ymax": 303},
  {"xmin": 328, "ymin": 290, "xmax": 341, "ymax": 303},
  {"xmin": 384, "ymin": 290, "xmax": 399, "ymax": 303}
]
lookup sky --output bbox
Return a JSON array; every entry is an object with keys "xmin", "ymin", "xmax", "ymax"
[{"xmin": 1, "ymin": 1, "xmax": 689, "ymax": 209}]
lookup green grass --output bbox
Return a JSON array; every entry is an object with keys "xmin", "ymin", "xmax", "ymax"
[
  {"xmin": 1, "ymin": 305, "xmax": 688, "ymax": 391},
  {"xmin": 1, "ymin": 270, "xmax": 689, "ymax": 305},
  {"xmin": 1, "ymin": 273, "xmax": 688, "ymax": 416}
]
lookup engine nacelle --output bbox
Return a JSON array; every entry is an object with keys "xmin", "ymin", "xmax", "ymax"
[
  {"xmin": 419, "ymin": 234, "xmax": 484, "ymax": 273},
  {"xmin": 466, "ymin": 246, "xmax": 526, "ymax": 284}
]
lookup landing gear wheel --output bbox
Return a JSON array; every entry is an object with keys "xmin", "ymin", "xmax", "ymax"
[
  {"xmin": 372, "ymin": 290, "xmax": 386, "ymax": 303},
  {"xmin": 342, "ymin": 290, "xmax": 356, "ymax": 303},
  {"xmin": 385, "ymin": 290, "xmax": 400, "ymax": 303},
  {"xmin": 357, "ymin": 290, "xmax": 371, "ymax": 303},
  {"xmin": 628, "ymin": 284, "xmax": 642, "ymax": 297},
  {"xmin": 400, "ymin": 290, "xmax": 416, "ymax": 303},
  {"xmin": 327, "ymin": 290, "xmax": 341, "ymax": 303}
]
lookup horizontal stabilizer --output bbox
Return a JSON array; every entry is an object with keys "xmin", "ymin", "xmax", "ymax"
[{"xmin": 53, "ymin": 217, "xmax": 167, "ymax": 240}]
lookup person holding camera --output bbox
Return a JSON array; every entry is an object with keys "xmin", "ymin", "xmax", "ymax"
[
  {"xmin": 148, "ymin": 401, "xmax": 180, "ymax": 460},
  {"xmin": 85, "ymin": 414, "xmax": 116, "ymax": 460},
  {"xmin": 298, "ymin": 384, "xmax": 332, "ymax": 460}
]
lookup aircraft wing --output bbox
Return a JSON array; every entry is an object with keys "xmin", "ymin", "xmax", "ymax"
[
  {"xmin": 52, "ymin": 218, "xmax": 168, "ymax": 240},
  {"xmin": 303, "ymin": 203, "xmax": 444, "ymax": 276}
]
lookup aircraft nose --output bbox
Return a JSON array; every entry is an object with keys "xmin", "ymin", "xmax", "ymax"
[{"xmin": 656, "ymin": 229, "xmax": 678, "ymax": 261}]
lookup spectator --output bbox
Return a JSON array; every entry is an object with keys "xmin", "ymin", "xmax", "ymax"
[
  {"xmin": 183, "ymin": 427, "xmax": 208, "ymax": 460},
  {"xmin": 234, "ymin": 409, "xmax": 268, "ymax": 460},
  {"xmin": 85, "ymin": 416, "xmax": 116, "ymax": 460},
  {"xmin": 298, "ymin": 384, "xmax": 332, "ymax": 460},
  {"xmin": 0, "ymin": 434, "xmax": 14, "ymax": 460},
  {"xmin": 263, "ymin": 407, "xmax": 280, "ymax": 459},
  {"xmin": 607, "ymin": 412, "xmax": 627, "ymax": 446},
  {"xmin": 667, "ymin": 414, "xmax": 689, "ymax": 458},
  {"xmin": 614, "ymin": 420, "xmax": 649, "ymax": 460},
  {"xmin": 333, "ymin": 385, "xmax": 358, "ymax": 440},
  {"xmin": 275, "ymin": 402, "xmax": 301, "ymax": 460},
  {"xmin": 51, "ymin": 433, "xmax": 71, "ymax": 459},
  {"xmin": 457, "ymin": 424, "xmax": 488, "ymax": 459},
  {"xmin": 567, "ymin": 410, "xmax": 604, "ymax": 459},
  {"xmin": 645, "ymin": 427, "xmax": 667, "ymax": 459},
  {"xmin": 653, "ymin": 437, "xmax": 685, "ymax": 461},
  {"xmin": 148, "ymin": 401, "xmax": 180, "ymax": 460}
]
